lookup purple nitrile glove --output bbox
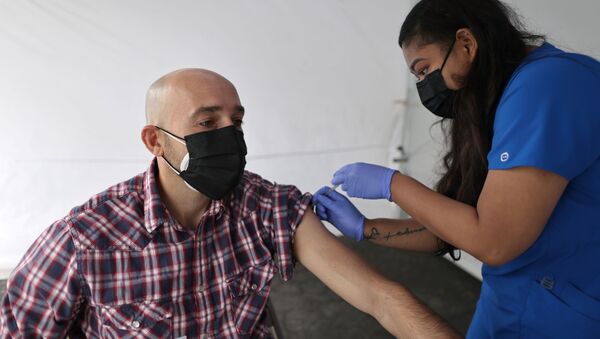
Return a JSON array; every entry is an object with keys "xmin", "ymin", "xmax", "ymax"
[
  {"xmin": 312, "ymin": 186, "xmax": 365, "ymax": 241},
  {"xmin": 331, "ymin": 162, "xmax": 397, "ymax": 201}
]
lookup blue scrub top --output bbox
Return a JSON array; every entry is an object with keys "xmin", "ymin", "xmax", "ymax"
[{"xmin": 467, "ymin": 43, "xmax": 600, "ymax": 338}]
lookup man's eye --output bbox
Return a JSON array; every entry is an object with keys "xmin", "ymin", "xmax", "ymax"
[{"xmin": 199, "ymin": 120, "xmax": 213, "ymax": 127}]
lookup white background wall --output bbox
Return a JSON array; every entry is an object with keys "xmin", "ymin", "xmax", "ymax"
[
  {"xmin": 404, "ymin": 0, "xmax": 600, "ymax": 279},
  {"xmin": 0, "ymin": 0, "xmax": 411, "ymax": 277},
  {"xmin": 1, "ymin": 0, "xmax": 599, "ymax": 280}
]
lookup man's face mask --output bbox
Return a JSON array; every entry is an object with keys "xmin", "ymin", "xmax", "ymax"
[
  {"xmin": 416, "ymin": 39, "xmax": 457, "ymax": 119},
  {"xmin": 156, "ymin": 125, "xmax": 247, "ymax": 200}
]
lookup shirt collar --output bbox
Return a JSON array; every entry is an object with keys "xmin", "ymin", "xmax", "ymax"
[{"xmin": 143, "ymin": 158, "xmax": 226, "ymax": 234}]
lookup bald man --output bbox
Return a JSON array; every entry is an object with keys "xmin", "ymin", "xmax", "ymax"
[{"xmin": 0, "ymin": 69, "xmax": 458, "ymax": 338}]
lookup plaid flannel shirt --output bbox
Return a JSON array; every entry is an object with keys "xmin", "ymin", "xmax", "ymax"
[{"xmin": 0, "ymin": 159, "xmax": 311, "ymax": 338}]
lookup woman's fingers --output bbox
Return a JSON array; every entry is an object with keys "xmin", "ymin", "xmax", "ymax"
[{"xmin": 332, "ymin": 163, "xmax": 354, "ymax": 185}]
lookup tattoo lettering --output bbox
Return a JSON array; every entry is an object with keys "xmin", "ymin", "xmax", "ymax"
[
  {"xmin": 365, "ymin": 226, "xmax": 426, "ymax": 241},
  {"xmin": 365, "ymin": 227, "xmax": 381, "ymax": 240}
]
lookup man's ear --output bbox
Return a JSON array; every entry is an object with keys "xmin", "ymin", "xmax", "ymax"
[
  {"xmin": 456, "ymin": 28, "xmax": 478, "ymax": 63},
  {"xmin": 141, "ymin": 125, "xmax": 164, "ymax": 157}
]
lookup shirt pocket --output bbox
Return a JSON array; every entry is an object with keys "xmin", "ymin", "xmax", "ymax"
[
  {"xmin": 99, "ymin": 300, "xmax": 173, "ymax": 339},
  {"xmin": 226, "ymin": 261, "xmax": 275, "ymax": 335},
  {"xmin": 520, "ymin": 277, "xmax": 600, "ymax": 338}
]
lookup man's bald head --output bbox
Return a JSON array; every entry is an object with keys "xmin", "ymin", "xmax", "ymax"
[
  {"xmin": 145, "ymin": 68, "xmax": 237, "ymax": 127},
  {"xmin": 140, "ymin": 68, "xmax": 244, "ymax": 196}
]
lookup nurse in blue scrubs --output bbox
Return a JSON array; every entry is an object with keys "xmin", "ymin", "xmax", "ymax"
[{"xmin": 313, "ymin": 0, "xmax": 600, "ymax": 337}]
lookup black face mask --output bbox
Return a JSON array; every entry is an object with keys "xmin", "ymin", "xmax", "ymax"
[
  {"xmin": 156, "ymin": 125, "xmax": 247, "ymax": 200},
  {"xmin": 416, "ymin": 39, "xmax": 457, "ymax": 119}
]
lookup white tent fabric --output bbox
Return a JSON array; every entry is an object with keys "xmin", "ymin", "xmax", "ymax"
[
  {"xmin": 1, "ymin": 0, "xmax": 599, "ymax": 279},
  {"xmin": 0, "ymin": 1, "xmax": 411, "ymax": 273}
]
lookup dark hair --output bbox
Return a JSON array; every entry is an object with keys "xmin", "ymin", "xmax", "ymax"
[{"xmin": 399, "ymin": 0, "xmax": 544, "ymax": 256}]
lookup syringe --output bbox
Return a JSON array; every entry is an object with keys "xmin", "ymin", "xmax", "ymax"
[{"xmin": 325, "ymin": 184, "xmax": 340, "ymax": 197}]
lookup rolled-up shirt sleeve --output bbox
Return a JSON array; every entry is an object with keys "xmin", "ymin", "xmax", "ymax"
[
  {"xmin": 267, "ymin": 184, "xmax": 312, "ymax": 282},
  {"xmin": 1, "ymin": 219, "xmax": 84, "ymax": 338}
]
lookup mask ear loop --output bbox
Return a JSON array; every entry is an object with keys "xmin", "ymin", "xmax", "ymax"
[
  {"xmin": 440, "ymin": 38, "xmax": 457, "ymax": 71},
  {"xmin": 154, "ymin": 126, "xmax": 187, "ymax": 174},
  {"xmin": 154, "ymin": 126, "xmax": 186, "ymax": 145},
  {"xmin": 161, "ymin": 154, "xmax": 182, "ymax": 175}
]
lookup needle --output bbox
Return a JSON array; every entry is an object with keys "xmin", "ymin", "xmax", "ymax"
[{"xmin": 326, "ymin": 184, "xmax": 340, "ymax": 197}]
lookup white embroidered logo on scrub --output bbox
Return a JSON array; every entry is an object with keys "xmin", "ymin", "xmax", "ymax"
[{"xmin": 500, "ymin": 152, "xmax": 510, "ymax": 162}]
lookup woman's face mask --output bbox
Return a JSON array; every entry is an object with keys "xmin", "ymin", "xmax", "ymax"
[
  {"xmin": 156, "ymin": 125, "xmax": 247, "ymax": 200},
  {"xmin": 416, "ymin": 39, "xmax": 457, "ymax": 119}
]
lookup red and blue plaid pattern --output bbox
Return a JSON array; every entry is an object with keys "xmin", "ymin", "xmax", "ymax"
[{"xmin": 0, "ymin": 159, "xmax": 311, "ymax": 338}]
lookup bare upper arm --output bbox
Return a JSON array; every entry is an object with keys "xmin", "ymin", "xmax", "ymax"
[
  {"xmin": 293, "ymin": 209, "xmax": 388, "ymax": 316},
  {"xmin": 292, "ymin": 209, "xmax": 461, "ymax": 338},
  {"xmin": 477, "ymin": 167, "xmax": 568, "ymax": 265}
]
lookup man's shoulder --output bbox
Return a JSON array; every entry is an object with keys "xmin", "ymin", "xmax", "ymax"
[
  {"xmin": 237, "ymin": 171, "xmax": 306, "ymax": 200},
  {"xmin": 232, "ymin": 171, "xmax": 311, "ymax": 221},
  {"xmin": 60, "ymin": 172, "xmax": 148, "ymax": 250},
  {"xmin": 66, "ymin": 172, "xmax": 146, "ymax": 219},
  {"xmin": 239, "ymin": 171, "xmax": 275, "ymax": 192}
]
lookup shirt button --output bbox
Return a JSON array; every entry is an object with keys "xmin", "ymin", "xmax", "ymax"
[
  {"xmin": 131, "ymin": 320, "xmax": 141, "ymax": 329},
  {"xmin": 251, "ymin": 284, "xmax": 258, "ymax": 291}
]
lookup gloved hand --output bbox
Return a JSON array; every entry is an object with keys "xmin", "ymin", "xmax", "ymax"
[
  {"xmin": 332, "ymin": 162, "xmax": 397, "ymax": 200},
  {"xmin": 312, "ymin": 186, "xmax": 365, "ymax": 241}
]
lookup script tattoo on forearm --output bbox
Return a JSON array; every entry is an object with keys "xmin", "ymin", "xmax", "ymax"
[
  {"xmin": 365, "ymin": 226, "xmax": 426, "ymax": 241},
  {"xmin": 365, "ymin": 227, "xmax": 381, "ymax": 240}
]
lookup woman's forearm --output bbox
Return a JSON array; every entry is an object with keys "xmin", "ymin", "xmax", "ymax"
[
  {"xmin": 389, "ymin": 172, "xmax": 484, "ymax": 257},
  {"xmin": 389, "ymin": 168, "xmax": 567, "ymax": 266},
  {"xmin": 363, "ymin": 218, "xmax": 442, "ymax": 253}
]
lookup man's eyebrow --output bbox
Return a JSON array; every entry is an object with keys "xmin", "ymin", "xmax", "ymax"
[
  {"xmin": 190, "ymin": 106, "xmax": 221, "ymax": 118},
  {"xmin": 190, "ymin": 105, "xmax": 245, "ymax": 118},
  {"xmin": 409, "ymin": 57, "xmax": 425, "ymax": 74}
]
